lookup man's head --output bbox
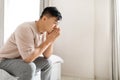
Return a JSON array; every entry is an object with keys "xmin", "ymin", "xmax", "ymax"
[
  {"xmin": 38, "ymin": 7, "xmax": 62, "ymax": 33},
  {"xmin": 40, "ymin": 7, "xmax": 62, "ymax": 21}
]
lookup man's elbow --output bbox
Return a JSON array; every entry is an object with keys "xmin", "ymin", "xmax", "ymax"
[
  {"xmin": 23, "ymin": 56, "xmax": 35, "ymax": 63},
  {"xmin": 43, "ymin": 54, "xmax": 52, "ymax": 59},
  {"xmin": 23, "ymin": 58, "xmax": 32, "ymax": 63}
]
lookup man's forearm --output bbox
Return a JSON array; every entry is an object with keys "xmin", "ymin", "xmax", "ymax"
[
  {"xmin": 43, "ymin": 44, "xmax": 53, "ymax": 59},
  {"xmin": 24, "ymin": 40, "xmax": 53, "ymax": 63}
]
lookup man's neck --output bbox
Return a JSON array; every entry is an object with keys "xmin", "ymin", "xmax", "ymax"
[{"xmin": 35, "ymin": 20, "xmax": 45, "ymax": 34}]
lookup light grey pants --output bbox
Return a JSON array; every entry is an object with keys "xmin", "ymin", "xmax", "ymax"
[{"xmin": 0, "ymin": 57, "xmax": 52, "ymax": 80}]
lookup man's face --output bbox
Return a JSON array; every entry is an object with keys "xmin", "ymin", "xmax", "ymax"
[{"xmin": 43, "ymin": 16, "xmax": 59, "ymax": 33}]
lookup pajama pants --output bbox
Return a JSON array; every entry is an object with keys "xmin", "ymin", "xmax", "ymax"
[{"xmin": 0, "ymin": 57, "xmax": 52, "ymax": 80}]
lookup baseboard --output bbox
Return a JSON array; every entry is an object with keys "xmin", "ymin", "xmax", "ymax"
[{"xmin": 62, "ymin": 73, "xmax": 94, "ymax": 80}]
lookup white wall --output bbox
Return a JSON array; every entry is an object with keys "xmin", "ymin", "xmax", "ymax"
[
  {"xmin": 50, "ymin": 0, "xmax": 95, "ymax": 79},
  {"xmin": 0, "ymin": 0, "xmax": 4, "ymax": 47},
  {"xmin": 0, "ymin": 0, "xmax": 112, "ymax": 79},
  {"xmin": 94, "ymin": 0, "xmax": 112, "ymax": 80},
  {"xmin": 50, "ymin": 0, "xmax": 112, "ymax": 79}
]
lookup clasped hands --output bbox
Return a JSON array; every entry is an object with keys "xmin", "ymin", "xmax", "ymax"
[{"xmin": 46, "ymin": 26, "xmax": 60, "ymax": 42}]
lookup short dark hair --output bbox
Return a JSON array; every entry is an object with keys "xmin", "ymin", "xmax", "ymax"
[{"xmin": 40, "ymin": 7, "xmax": 62, "ymax": 20}]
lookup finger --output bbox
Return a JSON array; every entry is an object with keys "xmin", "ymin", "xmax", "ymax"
[{"xmin": 54, "ymin": 25, "xmax": 60, "ymax": 29}]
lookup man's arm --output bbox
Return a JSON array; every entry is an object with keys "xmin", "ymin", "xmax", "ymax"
[
  {"xmin": 23, "ymin": 28, "xmax": 60, "ymax": 63},
  {"xmin": 43, "ymin": 44, "xmax": 53, "ymax": 59},
  {"xmin": 24, "ymin": 39, "xmax": 53, "ymax": 63},
  {"xmin": 42, "ymin": 32, "xmax": 54, "ymax": 59}
]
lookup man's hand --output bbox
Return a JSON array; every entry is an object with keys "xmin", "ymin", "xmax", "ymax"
[
  {"xmin": 47, "ymin": 27, "xmax": 60, "ymax": 42},
  {"xmin": 42, "ymin": 26, "xmax": 60, "ymax": 59}
]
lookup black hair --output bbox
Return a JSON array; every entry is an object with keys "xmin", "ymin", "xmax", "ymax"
[{"xmin": 40, "ymin": 7, "xmax": 62, "ymax": 20}]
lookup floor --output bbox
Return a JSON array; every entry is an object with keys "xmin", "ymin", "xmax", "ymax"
[{"xmin": 61, "ymin": 76, "xmax": 94, "ymax": 80}]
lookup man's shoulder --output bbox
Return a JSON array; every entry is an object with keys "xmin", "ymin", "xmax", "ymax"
[
  {"xmin": 18, "ymin": 22, "xmax": 34, "ymax": 28},
  {"xmin": 14, "ymin": 21, "xmax": 37, "ymax": 38},
  {"xmin": 16, "ymin": 21, "xmax": 35, "ymax": 32}
]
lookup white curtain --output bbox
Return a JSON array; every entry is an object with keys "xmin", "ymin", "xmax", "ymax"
[
  {"xmin": 40, "ymin": 0, "xmax": 49, "ymax": 14},
  {"xmin": 0, "ymin": 0, "xmax": 4, "ymax": 47},
  {"xmin": 112, "ymin": 0, "xmax": 120, "ymax": 80}
]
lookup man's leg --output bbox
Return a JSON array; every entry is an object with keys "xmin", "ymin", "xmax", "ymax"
[
  {"xmin": 0, "ymin": 59, "xmax": 36, "ymax": 80},
  {"xmin": 34, "ymin": 57, "xmax": 52, "ymax": 80}
]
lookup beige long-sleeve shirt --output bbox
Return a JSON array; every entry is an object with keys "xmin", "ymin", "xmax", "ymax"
[{"xmin": 0, "ymin": 21, "xmax": 46, "ymax": 61}]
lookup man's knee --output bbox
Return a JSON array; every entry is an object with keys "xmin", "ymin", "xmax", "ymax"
[
  {"xmin": 18, "ymin": 62, "xmax": 36, "ymax": 80},
  {"xmin": 41, "ymin": 59, "xmax": 52, "ymax": 71},
  {"xmin": 28, "ymin": 62, "xmax": 36, "ymax": 72}
]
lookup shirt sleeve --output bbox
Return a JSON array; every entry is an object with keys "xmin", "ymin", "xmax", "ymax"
[{"xmin": 15, "ymin": 24, "xmax": 35, "ymax": 60}]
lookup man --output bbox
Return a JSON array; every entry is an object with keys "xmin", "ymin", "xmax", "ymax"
[{"xmin": 0, "ymin": 7, "xmax": 62, "ymax": 80}]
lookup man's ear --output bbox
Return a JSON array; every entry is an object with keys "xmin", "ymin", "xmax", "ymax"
[{"xmin": 42, "ymin": 16, "xmax": 47, "ymax": 21}]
